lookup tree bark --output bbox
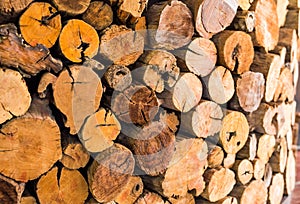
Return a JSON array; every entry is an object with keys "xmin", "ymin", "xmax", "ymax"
[
  {"xmin": 230, "ymin": 10, "xmax": 255, "ymax": 32},
  {"xmin": 37, "ymin": 72, "xmax": 57, "ymax": 99},
  {"xmin": 212, "ymin": 30, "xmax": 254, "ymax": 74},
  {"xmin": 236, "ymin": 133, "xmax": 257, "ymax": 161},
  {"xmin": 59, "ymin": 19, "xmax": 99, "ymax": 63},
  {"xmin": 274, "ymin": 68, "xmax": 294, "ymax": 102},
  {"xmin": 270, "ymin": 136, "xmax": 288, "ymax": 173},
  {"xmin": 146, "ymin": 0, "xmax": 194, "ymax": 50},
  {"xmin": 82, "ymin": 1, "xmax": 113, "ymax": 31},
  {"xmin": 19, "ymin": 2, "xmax": 62, "ymax": 48},
  {"xmin": 88, "ymin": 143, "xmax": 135, "ymax": 203},
  {"xmin": 278, "ymin": 28, "xmax": 298, "ymax": 65},
  {"xmin": 0, "ymin": 24, "xmax": 62, "ymax": 75},
  {"xmin": 284, "ymin": 9, "xmax": 300, "ymax": 35},
  {"xmin": 36, "ymin": 167, "xmax": 88, "ymax": 204},
  {"xmin": 0, "ymin": 98, "xmax": 62, "ymax": 182},
  {"xmin": 0, "ymin": 0, "xmax": 33, "ymax": 24},
  {"xmin": 0, "ymin": 174, "xmax": 25, "ymax": 204}
]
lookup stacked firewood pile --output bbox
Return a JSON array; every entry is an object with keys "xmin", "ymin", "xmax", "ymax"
[{"xmin": 0, "ymin": 0, "xmax": 299, "ymax": 203}]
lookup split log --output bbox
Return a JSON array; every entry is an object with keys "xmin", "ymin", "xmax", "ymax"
[
  {"xmin": 273, "ymin": 68, "xmax": 294, "ymax": 102},
  {"xmin": 278, "ymin": 28, "xmax": 298, "ymax": 65},
  {"xmin": 142, "ymin": 138, "xmax": 208, "ymax": 197},
  {"xmin": 275, "ymin": 0, "xmax": 289, "ymax": 27},
  {"xmin": 118, "ymin": 121, "xmax": 176, "ymax": 176},
  {"xmin": 238, "ymin": 0, "xmax": 253, "ymax": 10},
  {"xmin": 229, "ymin": 71, "xmax": 265, "ymax": 112},
  {"xmin": 270, "ymin": 136, "xmax": 288, "ymax": 173},
  {"xmin": 114, "ymin": 176, "xmax": 144, "ymax": 204},
  {"xmin": 212, "ymin": 31, "xmax": 254, "ymax": 74},
  {"xmin": 231, "ymin": 159, "xmax": 253, "ymax": 185},
  {"xmin": 182, "ymin": 0, "xmax": 238, "ymax": 38},
  {"xmin": 284, "ymin": 9, "xmax": 300, "ymax": 35},
  {"xmin": 249, "ymin": 0, "xmax": 279, "ymax": 51},
  {"xmin": 223, "ymin": 153, "xmax": 236, "ymax": 169},
  {"xmin": 117, "ymin": 0, "xmax": 147, "ymax": 24},
  {"xmin": 88, "ymin": 143, "xmax": 135, "ymax": 203},
  {"xmin": 168, "ymin": 193, "xmax": 195, "ymax": 204},
  {"xmin": 51, "ymin": 0, "xmax": 90, "ymax": 15},
  {"xmin": 0, "ymin": 174, "xmax": 25, "ymax": 204},
  {"xmin": 37, "ymin": 167, "xmax": 88, "ymax": 203},
  {"xmin": 0, "ymin": 0, "xmax": 33, "ymax": 24},
  {"xmin": 99, "ymin": 25, "xmax": 144, "ymax": 66},
  {"xmin": 53, "ymin": 61, "xmax": 103, "ymax": 134},
  {"xmin": 230, "ymin": 10, "xmax": 255, "ymax": 32},
  {"xmin": 250, "ymin": 52, "xmax": 281, "ymax": 102},
  {"xmin": 204, "ymin": 66, "xmax": 235, "ymax": 104},
  {"xmin": 256, "ymin": 134, "xmax": 276, "ymax": 164},
  {"xmin": 196, "ymin": 196, "xmax": 238, "ymax": 204},
  {"xmin": 0, "ymin": 24, "xmax": 62, "ymax": 75},
  {"xmin": 252, "ymin": 158, "xmax": 265, "ymax": 180},
  {"xmin": 246, "ymin": 103, "xmax": 278, "ymax": 135},
  {"xmin": 158, "ymin": 73, "xmax": 202, "ymax": 112},
  {"xmin": 37, "ymin": 72, "xmax": 57, "ymax": 98},
  {"xmin": 146, "ymin": 0, "xmax": 194, "ymax": 50},
  {"xmin": 219, "ymin": 111, "xmax": 249, "ymax": 154},
  {"xmin": 111, "ymin": 85, "xmax": 159, "ymax": 126},
  {"xmin": 207, "ymin": 145, "xmax": 225, "ymax": 168},
  {"xmin": 263, "ymin": 163, "xmax": 273, "ymax": 187},
  {"xmin": 181, "ymin": 100, "xmax": 223, "ymax": 138},
  {"xmin": 103, "ymin": 65, "xmax": 132, "ymax": 91},
  {"xmin": 175, "ymin": 38, "xmax": 217, "ymax": 77},
  {"xmin": 134, "ymin": 50, "xmax": 180, "ymax": 92},
  {"xmin": 19, "ymin": 2, "xmax": 61, "ymax": 48},
  {"xmin": 128, "ymin": 16, "xmax": 147, "ymax": 32},
  {"xmin": 80, "ymin": 108, "xmax": 121, "ymax": 153},
  {"xmin": 0, "ymin": 98, "xmax": 62, "ymax": 182},
  {"xmin": 236, "ymin": 133, "xmax": 257, "ymax": 161},
  {"xmin": 230, "ymin": 180, "xmax": 268, "ymax": 204},
  {"xmin": 59, "ymin": 19, "xmax": 99, "ymax": 63},
  {"xmin": 0, "ymin": 68, "xmax": 31, "ymax": 124},
  {"xmin": 82, "ymin": 1, "xmax": 113, "ymax": 31},
  {"xmin": 60, "ymin": 133, "xmax": 90, "ymax": 169},
  {"xmin": 284, "ymin": 150, "xmax": 296, "ymax": 195},
  {"xmin": 268, "ymin": 173, "xmax": 284, "ymax": 204},
  {"xmin": 201, "ymin": 167, "xmax": 236, "ymax": 202},
  {"xmin": 135, "ymin": 191, "xmax": 166, "ymax": 204}
]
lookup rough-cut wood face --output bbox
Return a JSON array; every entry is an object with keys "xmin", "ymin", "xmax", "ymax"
[
  {"xmin": 213, "ymin": 31, "xmax": 254, "ymax": 74},
  {"xmin": 270, "ymin": 136, "xmax": 288, "ymax": 173},
  {"xmin": 257, "ymin": 134, "xmax": 276, "ymax": 164},
  {"xmin": 135, "ymin": 191, "xmax": 165, "ymax": 204},
  {"xmin": 111, "ymin": 85, "xmax": 159, "ymax": 126},
  {"xmin": 268, "ymin": 173, "xmax": 284, "ymax": 204},
  {"xmin": 0, "ymin": 24, "xmax": 62, "ymax": 75},
  {"xmin": 0, "ymin": 104, "xmax": 62, "ymax": 182},
  {"xmin": 232, "ymin": 159, "xmax": 253, "ymax": 185},
  {"xmin": 81, "ymin": 108, "xmax": 121, "ymax": 153},
  {"xmin": 88, "ymin": 144, "xmax": 135, "ymax": 203},
  {"xmin": 82, "ymin": 1, "xmax": 113, "ymax": 31},
  {"xmin": 19, "ymin": 2, "xmax": 61, "ymax": 48},
  {"xmin": 236, "ymin": 71, "xmax": 265, "ymax": 112},
  {"xmin": 0, "ymin": 0, "xmax": 33, "ymax": 23},
  {"xmin": 250, "ymin": 0, "xmax": 279, "ymax": 51},
  {"xmin": 100, "ymin": 25, "xmax": 144, "ymax": 66},
  {"xmin": 162, "ymin": 138, "xmax": 208, "ymax": 197},
  {"xmin": 117, "ymin": 0, "xmax": 147, "ymax": 24},
  {"xmin": 285, "ymin": 150, "xmax": 296, "ymax": 195},
  {"xmin": 252, "ymin": 158, "xmax": 265, "ymax": 180},
  {"xmin": 36, "ymin": 167, "xmax": 88, "ymax": 203},
  {"xmin": 115, "ymin": 176, "xmax": 143, "ymax": 204},
  {"xmin": 52, "ymin": 0, "xmax": 90, "ymax": 15},
  {"xmin": 0, "ymin": 69, "xmax": 31, "ymax": 124},
  {"xmin": 220, "ymin": 111, "xmax": 249, "ymax": 154},
  {"xmin": 207, "ymin": 145, "xmax": 224, "ymax": 168},
  {"xmin": 147, "ymin": 0, "xmax": 194, "ymax": 50},
  {"xmin": 208, "ymin": 66, "xmax": 235, "ymax": 104},
  {"xmin": 53, "ymin": 63, "xmax": 103, "ymax": 134},
  {"xmin": 59, "ymin": 19, "xmax": 99, "ymax": 63},
  {"xmin": 202, "ymin": 167, "xmax": 236, "ymax": 202},
  {"xmin": 104, "ymin": 65, "xmax": 132, "ymax": 91}
]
